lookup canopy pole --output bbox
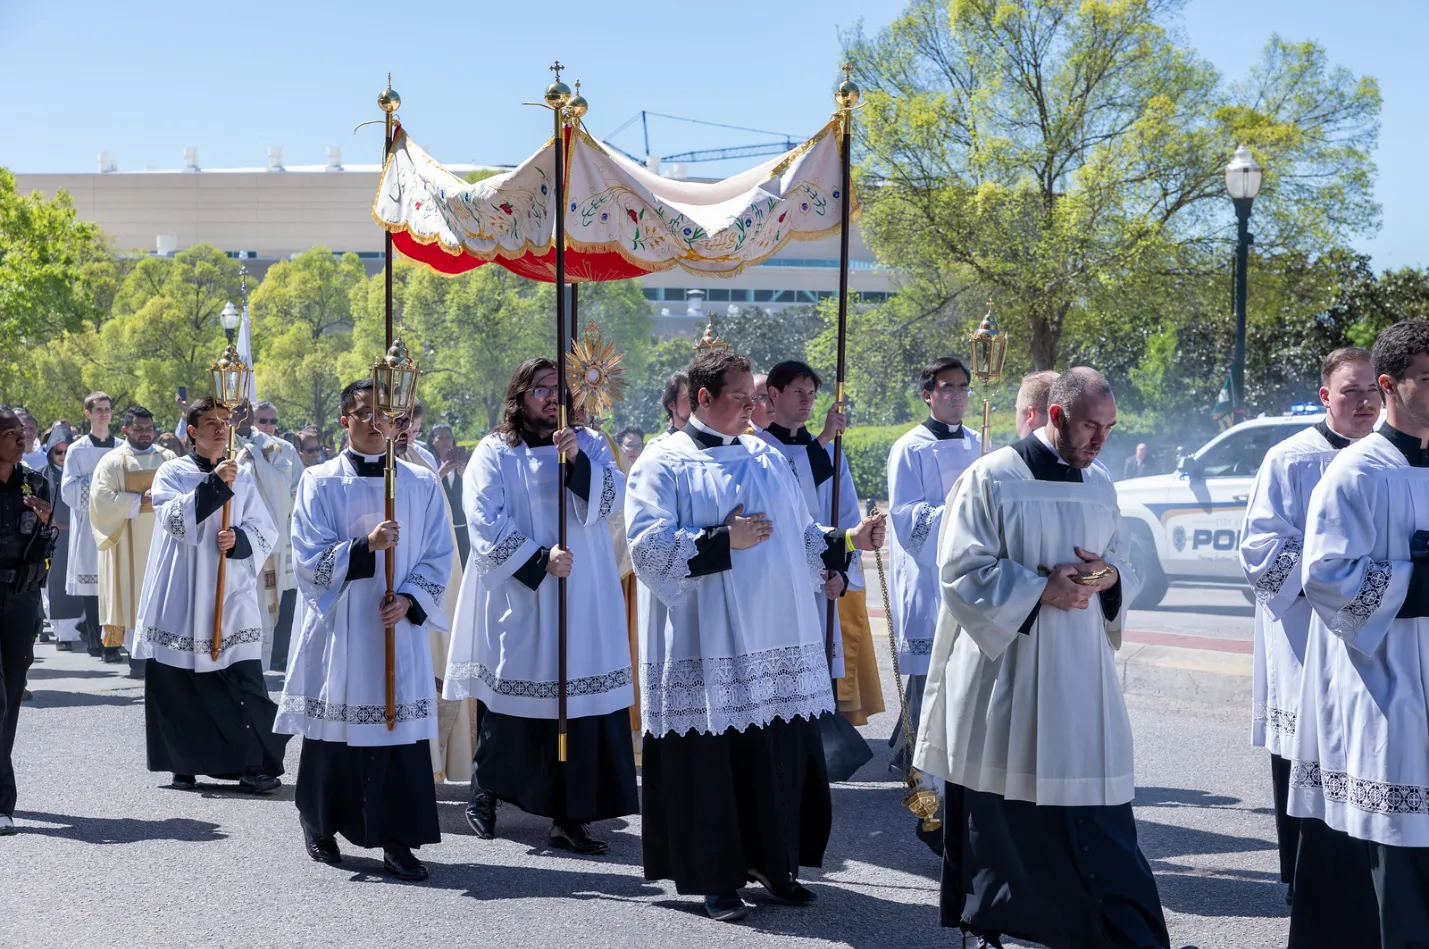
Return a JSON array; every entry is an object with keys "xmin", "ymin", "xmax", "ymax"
[
  {"xmin": 824, "ymin": 69, "xmax": 857, "ymax": 676},
  {"xmin": 548, "ymin": 65, "xmax": 572, "ymax": 764}
]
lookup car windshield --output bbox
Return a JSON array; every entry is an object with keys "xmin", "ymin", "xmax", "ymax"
[{"xmin": 1195, "ymin": 424, "xmax": 1311, "ymax": 478}]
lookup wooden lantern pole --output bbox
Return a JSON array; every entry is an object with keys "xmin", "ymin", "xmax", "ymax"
[{"xmin": 379, "ymin": 75, "xmax": 402, "ymax": 731}]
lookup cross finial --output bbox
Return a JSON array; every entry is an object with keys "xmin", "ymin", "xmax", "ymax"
[
  {"xmin": 550, "ymin": 60, "xmax": 564, "ymax": 81},
  {"xmin": 842, "ymin": 60, "xmax": 854, "ymax": 81},
  {"xmin": 575, "ymin": 79, "xmax": 581, "ymax": 94}
]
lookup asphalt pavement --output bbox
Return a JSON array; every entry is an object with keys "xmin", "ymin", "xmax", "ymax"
[{"xmin": 2, "ymin": 583, "xmax": 1282, "ymax": 949}]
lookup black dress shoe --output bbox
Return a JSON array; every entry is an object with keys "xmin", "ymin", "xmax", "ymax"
[
  {"xmin": 705, "ymin": 892, "xmax": 749, "ymax": 922},
  {"xmin": 549, "ymin": 820, "xmax": 609, "ymax": 855},
  {"xmin": 170, "ymin": 774, "xmax": 197, "ymax": 790},
  {"xmin": 55, "ymin": 642, "xmax": 73, "ymax": 652},
  {"xmin": 961, "ymin": 934, "xmax": 1003, "ymax": 949},
  {"xmin": 746, "ymin": 867, "xmax": 816, "ymax": 905},
  {"xmin": 239, "ymin": 773, "xmax": 280, "ymax": 794},
  {"xmin": 465, "ymin": 790, "xmax": 498, "ymax": 839},
  {"xmin": 102, "ymin": 646, "xmax": 122, "ymax": 663},
  {"xmin": 86, "ymin": 644, "xmax": 103, "ymax": 658},
  {"xmin": 303, "ymin": 826, "xmax": 341, "ymax": 865},
  {"xmin": 383, "ymin": 844, "xmax": 428, "ymax": 881}
]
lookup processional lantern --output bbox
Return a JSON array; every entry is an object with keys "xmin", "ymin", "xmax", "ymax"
[
  {"xmin": 371, "ymin": 336, "xmax": 421, "ymax": 421},
  {"xmin": 968, "ymin": 300, "xmax": 1009, "ymax": 457},
  {"xmin": 207, "ymin": 301, "xmax": 253, "ymax": 661}
]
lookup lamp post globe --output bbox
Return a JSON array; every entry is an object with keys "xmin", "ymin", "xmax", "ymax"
[
  {"xmin": 1224, "ymin": 144, "xmax": 1261, "ymax": 421},
  {"xmin": 220, "ymin": 301, "xmax": 241, "ymax": 343}
]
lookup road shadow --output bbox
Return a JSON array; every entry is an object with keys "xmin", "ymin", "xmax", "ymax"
[
  {"xmin": 1135, "ymin": 786, "xmax": 1275, "ymax": 816},
  {"xmin": 1137, "ymin": 817, "xmax": 1276, "ymax": 861},
  {"xmin": 1154, "ymin": 868, "xmax": 1288, "ymax": 919},
  {"xmin": 22, "ymin": 690, "xmax": 142, "ymax": 709},
  {"xmin": 25, "ymin": 667, "xmax": 123, "ymax": 681},
  {"xmin": 13, "ymin": 811, "xmax": 227, "ymax": 845}
]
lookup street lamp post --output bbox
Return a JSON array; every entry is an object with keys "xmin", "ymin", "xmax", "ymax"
[{"xmin": 1225, "ymin": 144, "xmax": 1262, "ymax": 420}]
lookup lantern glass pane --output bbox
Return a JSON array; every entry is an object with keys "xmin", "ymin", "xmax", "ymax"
[
  {"xmin": 212, "ymin": 369, "xmax": 224, "ymax": 400},
  {"xmin": 993, "ymin": 335, "xmax": 1009, "ymax": 375},
  {"xmin": 373, "ymin": 367, "xmax": 393, "ymax": 412},
  {"xmin": 395, "ymin": 370, "xmax": 414, "ymax": 408}
]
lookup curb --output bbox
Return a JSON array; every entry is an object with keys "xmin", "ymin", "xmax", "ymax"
[{"xmin": 1117, "ymin": 641, "xmax": 1250, "ymax": 703}]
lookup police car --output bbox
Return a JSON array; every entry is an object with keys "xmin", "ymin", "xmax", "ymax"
[{"xmin": 1115, "ymin": 411, "xmax": 1325, "ymax": 608}]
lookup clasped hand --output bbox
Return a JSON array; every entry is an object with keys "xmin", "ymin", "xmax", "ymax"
[{"xmin": 1040, "ymin": 547, "xmax": 1119, "ymax": 611}]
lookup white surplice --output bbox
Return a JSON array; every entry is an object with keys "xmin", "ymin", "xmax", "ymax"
[
  {"xmin": 753, "ymin": 427, "xmax": 862, "ymax": 679},
  {"xmin": 276, "ymin": 453, "xmax": 454, "ymax": 747},
  {"xmin": 627, "ymin": 430, "xmax": 835, "ymax": 737},
  {"xmin": 60, "ymin": 433, "xmax": 116, "ymax": 596},
  {"xmin": 236, "ymin": 430, "xmax": 302, "ymax": 611},
  {"xmin": 1240, "ymin": 424, "xmax": 1347, "ymax": 755},
  {"xmin": 913, "ymin": 445, "xmax": 1142, "ymax": 806},
  {"xmin": 132, "ymin": 455, "xmax": 279, "ymax": 671},
  {"xmin": 1290, "ymin": 430, "xmax": 1429, "ymax": 847},
  {"xmin": 888, "ymin": 421, "xmax": 981, "ymax": 675},
  {"xmin": 444, "ymin": 429, "xmax": 633, "ymax": 719}
]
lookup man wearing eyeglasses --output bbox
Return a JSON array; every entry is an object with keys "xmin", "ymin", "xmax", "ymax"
[
  {"xmin": 232, "ymin": 399, "xmax": 303, "ymax": 672},
  {"xmin": 886, "ymin": 357, "xmax": 980, "ymax": 853},
  {"xmin": 444, "ymin": 358, "xmax": 636, "ymax": 856},
  {"xmin": 748, "ymin": 373, "xmax": 776, "ymax": 433}
]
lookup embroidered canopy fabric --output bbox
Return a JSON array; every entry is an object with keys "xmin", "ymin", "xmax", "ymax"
[{"xmin": 372, "ymin": 120, "xmax": 855, "ymax": 282}]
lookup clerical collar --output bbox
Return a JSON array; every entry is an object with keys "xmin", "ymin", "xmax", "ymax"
[
  {"xmin": 188, "ymin": 452, "xmax": 221, "ymax": 473},
  {"xmin": 683, "ymin": 414, "xmax": 739, "ymax": 449},
  {"xmin": 520, "ymin": 427, "xmax": 555, "ymax": 448},
  {"xmin": 1315, "ymin": 420, "xmax": 1352, "ymax": 451},
  {"xmin": 87, "ymin": 433, "xmax": 115, "ymax": 448},
  {"xmin": 1033, "ymin": 428, "xmax": 1071, "ymax": 466},
  {"xmin": 126, "ymin": 442, "xmax": 156, "ymax": 454},
  {"xmin": 1012, "ymin": 431, "xmax": 1082, "ymax": 483},
  {"xmin": 1378, "ymin": 423, "xmax": 1429, "ymax": 468},
  {"xmin": 345, "ymin": 449, "xmax": 387, "ymax": 477},
  {"xmin": 921, "ymin": 417, "xmax": 964, "ymax": 440},
  {"xmin": 765, "ymin": 422, "xmax": 813, "ymax": 445}
]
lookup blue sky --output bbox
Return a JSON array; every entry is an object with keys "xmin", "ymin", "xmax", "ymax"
[{"xmin": 2, "ymin": 0, "xmax": 1423, "ymax": 267}]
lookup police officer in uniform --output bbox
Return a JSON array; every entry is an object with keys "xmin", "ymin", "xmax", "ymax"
[{"xmin": 0, "ymin": 406, "xmax": 56, "ymax": 836}]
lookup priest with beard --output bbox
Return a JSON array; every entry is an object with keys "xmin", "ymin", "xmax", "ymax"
[
  {"xmin": 445, "ymin": 358, "xmax": 636, "ymax": 855},
  {"xmin": 914, "ymin": 368, "xmax": 1192, "ymax": 949},
  {"xmin": 90, "ymin": 405, "xmax": 175, "ymax": 675},
  {"xmin": 1238, "ymin": 347, "xmax": 1379, "ymax": 915},
  {"xmin": 627, "ymin": 348, "xmax": 885, "ymax": 922},
  {"xmin": 133, "ymin": 397, "xmax": 285, "ymax": 794},
  {"xmin": 1290, "ymin": 320, "xmax": 1429, "ymax": 948},
  {"xmin": 276, "ymin": 379, "xmax": 453, "ymax": 883}
]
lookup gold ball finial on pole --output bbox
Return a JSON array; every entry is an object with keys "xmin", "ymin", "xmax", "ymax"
[
  {"xmin": 545, "ymin": 60, "xmax": 572, "ymax": 109},
  {"xmin": 836, "ymin": 60, "xmax": 861, "ymax": 110},
  {"xmin": 378, "ymin": 73, "xmax": 401, "ymax": 114},
  {"xmin": 565, "ymin": 79, "xmax": 588, "ymax": 121}
]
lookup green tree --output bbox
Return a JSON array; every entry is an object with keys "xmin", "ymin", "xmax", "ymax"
[
  {"xmin": 251, "ymin": 248, "xmax": 365, "ymax": 436},
  {"xmin": 847, "ymin": 1, "xmax": 1381, "ymax": 370}
]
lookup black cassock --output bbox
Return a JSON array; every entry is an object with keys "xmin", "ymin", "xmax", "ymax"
[
  {"xmin": 940, "ymin": 435, "xmax": 1169, "ymax": 949},
  {"xmin": 145, "ymin": 658, "xmax": 288, "ymax": 779}
]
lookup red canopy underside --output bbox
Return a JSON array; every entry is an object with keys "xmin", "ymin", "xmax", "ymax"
[{"xmin": 392, "ymin": 231, "xmax": 654, "ymax": 283}]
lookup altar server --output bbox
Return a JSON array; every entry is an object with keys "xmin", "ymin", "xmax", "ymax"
[
  {"xmin": 232, "ymin": 400, "xmax": 303, "ymax": 670},
  {"xmin": 1239, "ymin": 347, "xmax": 1377, "ymax": 903},
  {"xmin": 60, "ymin": 392, "xmax": 116, "ymax": 658},
  {"xmin": 91, "ymin": 406, "xmax": 174, "ymax": 672},
  {"xmin": 756, "ymin": 359, "xmax": 884, "ymax": 724},
  {"xmin": 42, "ymin": 432, "xmax": 85, "ymax": 652},
  {"xmin": 395, "ymin": 414, "xmax": 473, "ymax": 786},
  {"xmin": 133, "ymin": 398, "xmax": 285, "ymax": 794},
  {"xmin": 445, "ymin": 358, "xmax": 636, "ymax": 855},
  {"xmin": 887, "ymin": 357, "xmax": 979, "ymax": 769},
  {"xmin": 628, "ymin": 349, "xmax": 884, "ymax": 922},
  {"xmin": 276, "ymin": 379, "xmax": 453, "ymax": 883},
  {"xmin": 914, "ymin": 368, "xmax": 1182, "ymax": 949},
  {"xmin": 1290, "ymin": 320, "xmax": 1429, "ymax": 949}
]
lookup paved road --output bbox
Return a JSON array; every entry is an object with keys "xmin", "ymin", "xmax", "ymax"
[{"xmin": 4, "ymin": 605, "xmax": 1281, "ymax": 949}]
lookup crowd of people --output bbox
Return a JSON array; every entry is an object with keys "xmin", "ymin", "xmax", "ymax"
[{"xmin": 1, "ymin": 322, "xmax": 1426, "ymax": 949}]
